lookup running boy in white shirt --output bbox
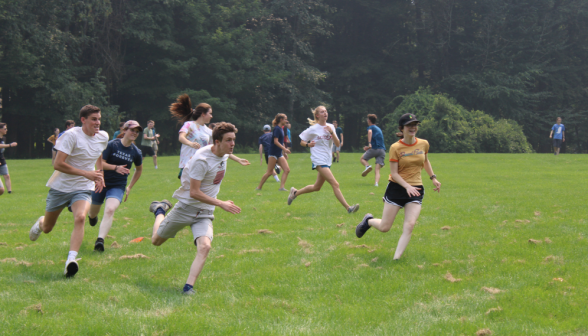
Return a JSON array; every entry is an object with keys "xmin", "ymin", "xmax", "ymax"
[
  {"xmin": 287, "ymin": 106, "xmax": 359, "ymax": 213},
  {"xmin": 149, "ymin": 122, "xmax": 241, "ymax": 295},
  {"xmin": 29, "ymin": 105, "xmax": 109, "ymax": 277}
]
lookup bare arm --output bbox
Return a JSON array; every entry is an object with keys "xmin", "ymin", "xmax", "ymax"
[
  {"xmin": 189, "ymin": 179, "xmax": 241, "ymax": 214},
  {"xmin": 389, "ymin": 161, "xmax": 422, "ymax": 197},
  {"xmin": 549, "ymin": 130, "xmax": 553, "ymax": 138},
  {"xmin": 0, "ymin": 142, "xmax": 17, "ymax": 149},
  {"xmin": 229, "ymin": 154, "xmax": 250, "ymax": 166},
  {"xmin": 363, "ymin": 130, "xmax": 373, "ymax": 151},
  {"xmin": 179, "ymin": 132, "xmax": 199, "ymax": 149},
  {"xmin": 273, "ymin": 137, "xmax": 291, "ymax": 154},
  {"xmin": 128, "ymin": 164, "xmax": 142, "ymax": 190},
  {"xmin": 340, "ymin": 133, "xmax": 344, "ymax": 147},
  {"xmin": 259, "ymin": 144, "xmax": 263, "ymax": 164},
  {"xmin": 562, "ymin": 131, "xmax": 565, "ymax": 142},
  {"xmin": 423, "ymin": 154, "xmax": 441, "ymax": 192}
]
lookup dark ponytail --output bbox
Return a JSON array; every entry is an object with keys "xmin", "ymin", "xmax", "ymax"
[
  {"xmin": 170, "ymin": 94, "xmax": 193, "ymax": 124},
  {"xmin": 170, "ymin": 94, "xmax": 212, "ymax": 124}
]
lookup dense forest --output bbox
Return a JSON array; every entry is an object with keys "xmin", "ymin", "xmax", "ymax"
[{"xmin": 1, "ymin": 0, "xmax": 587, "ymax": 157}]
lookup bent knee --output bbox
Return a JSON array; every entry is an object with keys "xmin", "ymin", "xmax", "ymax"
[
  {"xmin": 330, "ymin": 181, "xmax": 340, "ymax": 189},
  {"xmin": 74, "ymin": 215, "xmax": 86, "ymax": 224},
  {"xmin": 283, "ymin": 167, "xmax": 291, "ymax": 174},
  {"xmin": 380, "ymin": 226, "xmax": 392, "ymax": 233},
  {"xmin": 198, "ymin": 242, "xmax": 212, "ymax": 254}
]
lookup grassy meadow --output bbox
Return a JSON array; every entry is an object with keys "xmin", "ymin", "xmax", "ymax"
[{"xmin": 0, "ymin": 153, "xmax": 587, "ymax": 335}]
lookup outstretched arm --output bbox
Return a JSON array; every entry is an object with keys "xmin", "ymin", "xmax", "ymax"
[{"xmin": 229, "ymin": 154, "xmax": 250, "ymax": 166}]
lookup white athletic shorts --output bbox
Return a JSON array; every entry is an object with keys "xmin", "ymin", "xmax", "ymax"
[{"xmin": 157, "ymin": 202, "xmax": 214, "ymax": 245}]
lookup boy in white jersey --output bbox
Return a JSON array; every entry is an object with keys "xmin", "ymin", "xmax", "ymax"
[
  {"xmin": 150, "ymin": 122, "xmax": 241, "ymax": 295},
  {"xmin": 29, "ymin": 105, "xmax": 109, "ymax": 277}
]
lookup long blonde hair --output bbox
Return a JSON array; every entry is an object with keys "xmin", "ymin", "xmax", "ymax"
[{"xmin": 308, "ymin": 106, "xmax": 326, "ymax": 125}]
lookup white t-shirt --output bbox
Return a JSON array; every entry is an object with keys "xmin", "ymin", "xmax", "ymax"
[
  {"xmin": 46, "ymin": 127, "xmax": 109, "ymax": 192},
  {"xmin": 299, "ymin": 123, "xmax": 337, "ymax": 166},
  {"xmin": 173, "ymin": 145, "xmax": 228, "ymax": 210},
  {"xmin": 178, "ymin": 121, "xmax": 213, "ymax": 168}
]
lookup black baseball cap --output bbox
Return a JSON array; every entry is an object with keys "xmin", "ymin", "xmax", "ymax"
[{"xmin": 398, "ymin": 113, "xmax": 420, "ymax": 126}]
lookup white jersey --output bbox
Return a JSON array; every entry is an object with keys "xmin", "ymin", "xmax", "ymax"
[
  {"xmin": 173, "ymin": 145, "xmax": 228, "ymax": 210},
  {"xmin": 47, "ymin": 127, "xmax": 109, "ymax": 192},
  {"xmin": 299, "ymin": 123, "xmax": 337, "ymax": 166},
  {"xmin": 178, "ymin": 121, "xmax": 213, "ymax": 168}
]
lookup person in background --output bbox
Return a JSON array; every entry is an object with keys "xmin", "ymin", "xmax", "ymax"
[
  {"xmin": 257, "ymin": 113, "xmax": 290, "ymax": 191},
  {"xmin": 549, "ymin": 117, "xmax": 565, "ymax": 156},
  {"xmin": 169, "ymin": 94, "xmax": 250, "ymax": 179},
  {"xmin": 360, "ymin": 114, "xmax": 386, "ymax": 187},
  {"xmin": 47, "ymin": 128, "xmax": 60, "ymax": 165},
  {"xmin": 0, "ymin": 123, "xmax": 18, "ymax": 195},
  {"xmin": 112, "ymin": 121, "xmax": 125, "ymax": 140},
  {"xmin": 258, "ymin": 124, "xmax": 280, "ymax": 182},
  {"xmin": 284, "ymin": 121, "xmax": 292, "ymax": 153},
  {"xmin": 141, "ymin": 120, "xmax": 159, "ymax": 169},
  {"xmin": 332, "ymin": 120, "xmax": 343, "ymax": 163},
  {"xmin": 208, "ymin": 123, "xmax": 216, "ymax": 130}
]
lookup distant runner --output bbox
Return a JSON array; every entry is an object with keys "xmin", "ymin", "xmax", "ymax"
[
  {"xmin": 360, "ymin": 114, "xmax": 386, "ymax": 187},
  {"xmin": 549, "ymin": 117, "xmax": 565, "ymax": 155}
]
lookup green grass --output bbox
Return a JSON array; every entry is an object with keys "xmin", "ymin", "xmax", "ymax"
[{"xmin": 1, "ymin": 153, "xmax": 587, "ymax": 335}]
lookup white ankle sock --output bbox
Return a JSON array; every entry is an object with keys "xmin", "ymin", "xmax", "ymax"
[
  {"xmin": 273, "ymin": 175, "xmax": 280, "ymax": 182},
  {"xmin": 67, "ymin": 251, "xmax": 78, "ymax": 261}
]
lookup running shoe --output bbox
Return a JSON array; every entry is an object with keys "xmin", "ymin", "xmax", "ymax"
[
  {"xmin": 29, "ymin": 217, "xmax": 44, "ymax": 241},
  {"xmin": 362, "ymin": 166, "xmax": 372, "ymax": 177},
  {"xmin": 278, "ymin": 188, "xmax": 288, "ymax": 191},
  {"xmin": 347, "ymin": 204, "xmax": 360, "ymax": 214},
  {"xmin": 64, "ymin": 259, "xmax": 79, "ymax": 278},
  {"xmin": 375, "ymin": 182, "xmax": 379, "ymax": 187},
  {"xmin": 89, "ymin": 216, "xmax": 99, "ymax": 227},
  {"xmin": 356, "ymin": 213, "xmax": 373, "ymax": 238},
  {"xmin": 149, "ymin": 199, "xmax": 172, "ymax": 213},
  {"xmin": 287, "ymin": 187, "xmax": 297, "ymax": 205},
  {"xmin": 94, "ymin": 239, "xmax": 105, "ymax": 252},
  {"xmin": 275, "ymin": 165, "xmax": 281, "ymax": 175},
  {"xmin": 183, "ymin": 288, "xmax": 196, "ymax": 295}
]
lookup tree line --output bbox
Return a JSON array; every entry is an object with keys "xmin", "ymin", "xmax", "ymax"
[{"xmin": 1, "ymin": 0, "xmax": 587, "ymax": 158}]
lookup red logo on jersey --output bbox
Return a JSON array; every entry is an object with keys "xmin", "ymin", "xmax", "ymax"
[{"xmin": 213, "ymin": 170, "xmax": 225, "ymax": 184}]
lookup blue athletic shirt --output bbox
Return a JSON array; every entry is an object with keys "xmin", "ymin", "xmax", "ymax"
[
  {"xmin": 103, "ymin": 139, "xmax": 143, "ymax": 188},
  {"xmin": 258, "ymin": 133, "xmax": 272, "ymax": 155},
  {"xmin": 368, "ymin": 125, "xmax": 386, "ymax": 149},
  {"xmin": 269, "ymin": 126, "xmax": 284, "ymax": 157},
  {"xmin": 552, "ymin": 124, "xmax": 565, "ymax": 140},
  {"xmin": 286, "ymin": 128, "xmax": 291, "ymax": 143}
]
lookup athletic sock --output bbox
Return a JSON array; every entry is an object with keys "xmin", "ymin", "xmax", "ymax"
[
  {"xmin": 273, "ymin": 175, "xmax": 280, "ymax": 182},
  {"xmin": 183, "ymin": 284, "xmax": 193, "ymax": 292},
  {"xmin": 154, "ymin": 208, "xmax": 166, "ymax": 217},
  {"xmin": 67, "ymin": 251, "xmax": 78, "ymax": 262}
]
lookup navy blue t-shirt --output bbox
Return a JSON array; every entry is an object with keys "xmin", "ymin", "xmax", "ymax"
[
  {"xmin": 368, "ymin": 125, "xmax": 386, "ymax": 149},
  {"xmin": 258, "ymin": 133, "xmax": 272, "ymax": 155},
  {"xmin": 103, "ymin": 139, "xmax": 143, "ymax": 188},
  {"xmin": 269, "ymin": 126, "xmax": 284, "ymax": 157}
]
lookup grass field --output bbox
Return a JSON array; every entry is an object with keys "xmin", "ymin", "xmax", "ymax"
[{"xmin": 0, "ymin": 153, "xmax": 587, "ymax": 335}]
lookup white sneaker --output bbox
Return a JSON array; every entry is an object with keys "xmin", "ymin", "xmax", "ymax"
[
  {"xmin": 362, "ymin": 166, "xmax": 372, "ymax": 177},
  {"xmin": 287, "ymin": 187, "xmax": 297, "ymax": 205},
  {"xmin": 155, "ymin": 166, "xmax": 158, "ymax": 169},
  {"xmin": 375, "ymin": 182, "xmax": 378, "ymax": 187},
  {"xmin": 29, "ymin": 217, "xmax": 43, "ymax": 241},
  {"xmin": 64, "ymin": 259, "xmax": 79, "ymax": 278}
]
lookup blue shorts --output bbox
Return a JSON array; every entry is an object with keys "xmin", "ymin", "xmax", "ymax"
[
  {"xmin": 91, "ymin": 186, "xmax": 125, "ymax": 205},
  {"xmin": 46, "ymin": 189, "xmax": 91, "ymax": 212},
  {"xmin": 312, "ymin": 163, "xmax": 331, "ymax": 170}
]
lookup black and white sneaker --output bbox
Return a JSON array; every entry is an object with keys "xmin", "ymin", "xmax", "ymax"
[
  {"xmin": 89, "ymin": 216, "xmax": 99, "ymax": 227},
  {"xmin": 64, "ymin": 260, "xmax": 79, "ymax": 278},
  {"xmin": 149, "ymin": 200, "xmax": 172, "ymax": 214},
  {"xmin": 275, "ymin": 165, "xmax": 281, "ymax": 175},
  {"xmin": 356, "ymin": 213, "xmax": 373, "ymax": 238},
  {"xmin": 183, "ymin": 288, "xmax": 196, "ymax": 295},
  {"xmin": 94, "ymin": 239, "xmax": 105, "ymax": 252}
]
